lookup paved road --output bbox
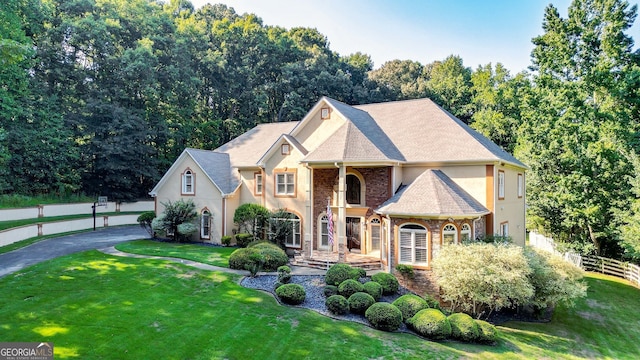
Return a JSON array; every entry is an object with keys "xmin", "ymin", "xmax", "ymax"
[{"xmin": 0, "ymin": 226, "xmax": 148, "ymax": 278}]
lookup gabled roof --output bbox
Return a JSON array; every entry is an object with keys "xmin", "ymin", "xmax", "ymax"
[
  {"xmin": 149, "ymin": 148, "xmax": 240, "ymax": 197},
  {"xmin": 303, "ymin": 98, "xmax": 405, "ymax": 163},
  {"xmin": 355, "ymin": 98, "xmax": 526, "ymax": 168},
  {"xmin": 376, "ymin": 169, "xmax": 490, "ymax": 217},
  {"xmin": 257, "ymin": 133, "xmax": 308, "ymax": 167},
  {"xmin": 215, "ymin": 122, "xmax": 298, "ymax": 168}
]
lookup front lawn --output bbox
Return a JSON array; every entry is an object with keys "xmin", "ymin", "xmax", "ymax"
[
  {"xmin": 115, "ymin": 240, "xmax": 235, "ymax": 268},
  {"xmin": 0, "ymin": 251, "xmax": 638, "ymax": 359}
]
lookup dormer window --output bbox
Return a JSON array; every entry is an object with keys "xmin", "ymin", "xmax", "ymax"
[
  {"xmin": 281, "ymin": 143, "xmax": 290, "ymax": 155},
  {"xmin": 321, "ymin": 107, "xmax": 330, "ymax": 119}
]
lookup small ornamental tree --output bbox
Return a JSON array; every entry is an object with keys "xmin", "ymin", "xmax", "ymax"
[
  {"xmin": 233, "ymin": 203, "xmax": 270, "ymax": 239},
  {"xmin": 154, "ymin": 199, "xmax": 198, "ymax": 242},
  {"xmin": 432, "ymin": 243, "xmax": 533, "ymax": 318},
  {"xmin": 137, "ymin": 211, "xmax": 156, "ymax": 237},
  {"xmin": 268, "ymin": 209, "xmax": 293, "ymax": 249}
]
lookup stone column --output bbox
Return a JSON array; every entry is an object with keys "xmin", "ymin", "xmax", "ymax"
[{"xmin": 338, "ymin": 164, "xmax": 346, "ymax": 262}]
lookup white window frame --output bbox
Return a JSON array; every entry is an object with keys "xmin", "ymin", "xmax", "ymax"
[
  {"xmin": 442, "ymin": 223, "xmax": 458, "ymax": 245},
  {"xmin": 500, "ymin": 222, "xmax": 509, "ymax": 237},
  {"xmin": 399, "ymin": 224, "xmax": 428, "ymax": 266},
  {"xmin": 201, "ymin": 210, "xmax": 211, "ymax": 239},
  {"xmin": 498, "ymin": 170, "xmax": 505, "ymax": 200},
  {"xmin": 281, "ymin": 143, "xmax": 290, "ymax": 155},
  {"xmin": 370, "ymin": 217, "xmax": 381, "ymax": 251},
  {"xmin": 255, "ymin": 173, "xmax": 263, "ymax": 195},
  {"xmin": 517, "ymin": 173, "xmax": 524, "ymax": 198},
  {"xmin": 461, "ymin": 223, "xmax": 471, "ymax": 243},
  {"xmin": 318, "ymin": 214, "xmax": 329, "ymax": 249},
  {"xmin": 182, "ymin": 170, "xmax": 194, "ymax": 195},
  {"xmin": 275, "ymin": 172, "xmax": 295, "ymax": 196}
]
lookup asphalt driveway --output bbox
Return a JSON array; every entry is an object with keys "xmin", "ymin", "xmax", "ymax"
[{"xmin": 0, "ymin": 226, "xmax": 148, "ymax": 278}]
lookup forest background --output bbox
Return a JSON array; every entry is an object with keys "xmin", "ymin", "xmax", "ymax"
[{"xmin": 2, "ymin": 0, "xmax": 640, "ymax": 262}]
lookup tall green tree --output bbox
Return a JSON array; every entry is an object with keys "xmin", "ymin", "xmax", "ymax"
[
  {"xmin": 425, "ymin": 55, "xmax": 473, "ymax": 122},
  {"xmin": 516, "ymin": 0, "xmax": 640, "ymax": 257}
]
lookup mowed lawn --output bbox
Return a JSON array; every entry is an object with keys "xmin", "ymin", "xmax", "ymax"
[
  {"xmin": 115, "ymin": 240, "xmax": 235, "ymax": 268},
  {"xmin": 0, "ymin": 249, "xmax": 638, "ymax": 359}
]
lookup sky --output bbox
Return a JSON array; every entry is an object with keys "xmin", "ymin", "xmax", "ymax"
[{"xmin": 189, "ymin": 0, "xmax": 640, "ymax": 74}]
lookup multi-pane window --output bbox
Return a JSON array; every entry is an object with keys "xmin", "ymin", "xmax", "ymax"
[
  {"xmin": 498, "ymin": 170, "xmax": 505, "ymax": 200},
  {"xmin": 442, "ymin": 224, "xmax": 457, "ymax": 245},
  {"xmin": 399, "ymin": 224, "xmax": 428, "ymax": 265},
  {"xmin": 275, "ymin": 172, "xmax": 295, "ymax": 195},
  {"xmin": 182, "ymin": 170, "xmax": 194, "ymax": 194},
  {"xmin": 201, "ymin": 210, "xmax": 211, "ymax": 239},
  {"xmin": 370, "ymin": 218, "xmax": 381, "ymax": 251},
  {"xmin": 255, "ymin": 173, "xmax": 263, "ymax": 195},
  {"xmin": 319, "ymin": 215, "xmax": 329, "ymax": 248},
  {"xmin": 500, "ymin": 222, "xmax": 509, "ymax": 237},
  {"xmin": 461, "ymin": 223, "xmax": 472, "ymax": 243}
]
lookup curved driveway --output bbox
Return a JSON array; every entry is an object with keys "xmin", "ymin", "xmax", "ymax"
[{"xmin": 0, "ymin": 226, "xmax": 148, "ymax": 278}]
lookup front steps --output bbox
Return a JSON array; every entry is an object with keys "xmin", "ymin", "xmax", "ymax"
[{"xmin": 292, "ymin": 253, "xmax": 383, "ymax": 271}]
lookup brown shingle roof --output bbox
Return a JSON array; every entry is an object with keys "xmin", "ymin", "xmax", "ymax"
[{"xmin": 376, "ymin": 169, "xmax": 489, "ymax": 217}]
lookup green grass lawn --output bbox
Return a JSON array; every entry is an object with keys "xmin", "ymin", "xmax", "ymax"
[
  {"xmin": 115, "ymin": 240, "xmax": 235, "ymax": 268},
  {"xmin": 0, "ymin": 251, "xmax": 638, "ymax": 359}
]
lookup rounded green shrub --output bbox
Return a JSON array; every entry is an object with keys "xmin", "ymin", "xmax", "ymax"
[
  {"xmin": 277, "ymin": 265, "xmax": 291, "ymax": 274},
  {"xmin": 275, "ymin": 283, "xmax": 306, "ymax": 305},
  {"xmin": 220, "ymin": 235, "xmax": 232, "ymax": 246},
  {"xmin": 422, "ymin": 293, "xmax": 441, "ymax": 310},
  {"xmin": 235, "ymin": 233, "xmax": 254, "ymax": 248},
  {"xmin": 338, "ymin": 279, "xmax": 364, "ymax": 298},
  {"xmin": 371, "ymin": 272, "xmax": 399, "ymax": 295},
  {"xmin": 365, "ymin": 302, "xmax": 403, "ymax": 332},
  {"xmin": 228, "ymin": 247, "xmax": 259, "ymax": 271},
  {"xmin": 229, "ymin": 243, "xmax": 288, "ymax": 272},
  {"xmin": 448, "ymin": 313, "xmax": 480, "ymax": 342},
  {"xmin": 475, "ymin": 320, "xmax": 498, "ymax": 344},
  {"xmin": 274, "ymin": 281, "xmax": 284, "ymax": 290},
  {"xmin": 362, "ymin": 281, "xmax": 383, "ymax": 301},
  {"xmin": 325, "ymin": 295, "xmax": 350, "ymax": 315},
  {"xmin": 354, "ymin": 268, "xmax": 367, "ymax": 279},
  {"xmin": 407, "ymin": 308, "xmax": 452, "ymax": 340},
  {"xmin": 348, "ymin": 292, "xmax": 376, "ymax": 315},
  {"xmin": 325, "ymin": 263, "xmax": 361, "ymax": 286},
  {"xmin": 392, "ymin": 294, "xmax": 429, "ymax": 322},
  {"xmin": 277, "ymin": 265, "xmax": 292, "ymax": 284},
  {"xmin": 323, "ymin": 285, "xmax": 338, "ymax": 297}
]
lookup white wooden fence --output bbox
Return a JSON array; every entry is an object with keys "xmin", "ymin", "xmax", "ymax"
[
  {"xmin": 0, "ymin": 201, "xmax": 154, "ymax": 222},
  {"xmin": 529, "ymin": 231, "xmax": 640, "ymax": 288}
]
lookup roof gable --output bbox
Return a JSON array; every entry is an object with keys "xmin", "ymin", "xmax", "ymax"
[
  {"xmin": 257, "ymin": 134, "xmax": 308, "ymax": 167},
  {"xmin": 186, "ymin": 148, "xmax": 240, "ymax": 195},
  {"xmin": 376, "ymin": 169, "xmax": 489, "ymax": 217}
]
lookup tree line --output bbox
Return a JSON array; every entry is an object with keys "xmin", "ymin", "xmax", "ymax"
[{"xmin": 2, "ymin": 0, "xmax": 640, "ymax": 262}]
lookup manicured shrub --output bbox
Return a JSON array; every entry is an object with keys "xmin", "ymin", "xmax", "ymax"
[
  {"xmin": 275, "ymin": 283, "xmax": 306, "ymax": 305},
  {"xmin": 249, "ymin": 242, "xmax": 288, "ymax": 271},
  {"xmin": 323, "ymin": 285, "xmax": 338, "ymax": 297},
  {"xmin": 362, "ymin": 281, "xmax": 383, "ymax": 301},
  {"xmin": 392, "ymin": 294, "xmax": 429, "ymax": 322},
  {"xmin": 475, "ymin": 320, "xmax": 498, "ymax": 344},
  {"xmin": 274, "ymin": 281, "xmax": 284, "ymax": 290},
  {"xmin": 448, "ymin": 313, "xmax": 480, "ymax": 342},
  {"xmin": 229, "ymin": 243, "xmax": 288, "ymax": 272},
  {"xmin": 432, "ymin": 243, "xmax": 534, "ymax": 317},
  {"xmin": 422, "ymin": 293, "xmax": 441, "ymax": 310},
  {"xmin": 348, "ymin": 292, "xmax": 376, "ymax": 315},
  {"xmin": 221, "ymin": 235, "xmax": 232, "ymax": 246},
  {"xmin": 325, "ymin": 295, "xmax": 350, "ymax": 315},
  {"xmin": 365, "ymin": 302, "xmax": 403, "ymax": 332},
  {"xmin": 325, "ymin": 263, "xmax": 361, "ymax": 286},
  {"xmin": 354, "ymin": 268, "xmax": 367, "ymax": 279},
  {"xmin": 524, "ymin": 247, "xmax": 587, "ymax": 314},
  {"xmin": 338, "ymin": 279, "xmax": 364, "ymax": 298},
  {"xmin": 407, "ymin": 309, "xmax": 452, "ymax": 340},
  {"xmin": 395, "ymin": 264, "xmax": 415, "ymax": 279},
  {"xmin": 371, "ymin": 272, "xmax": 399, "ymax": 295},
  {"xmin": 277, "ymin": 265, "xmax": 292, "ymax": 284},
  {"xmin": 235, "ymin": 233, "xmax": 254, "ymax": 248}
]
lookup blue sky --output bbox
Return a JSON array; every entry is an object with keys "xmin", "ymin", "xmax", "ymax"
[{"xmin": 190, "ymin": 0, "xmax": 640, "ymax": 74}]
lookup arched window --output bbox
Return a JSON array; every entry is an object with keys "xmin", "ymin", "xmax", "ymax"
[
  {"xmin": 201, "ymin": 210, "xmax": 211, "ymax": 239},
  {"xmin": 399, "ymin": 224, "xmax": 428, "ymax": 265},
  {"xmin": 182, "ymin": 169, "xmax": 194, "ymax": 194},
  {"xmin": 318, "ymin": 214, "xmax": 329, "ymax": 249},
  {"xmin": 461, "ymin": 223, "xmax": 471, "ymax": 243},
  {"xmin": 346, "ymin": 174, "xmax": 361, "ymax": 204},
  {"xmin": 442, "ymin": 224, "xmax": 458, "ymax": 246},
  {"xmin": 370, "ymin": 217, "xmax": 381, "ymax": 251}
]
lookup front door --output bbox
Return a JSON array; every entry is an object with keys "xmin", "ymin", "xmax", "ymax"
[{"xmin": 346, "ymin": 217, "xmax": 361, "ymax": 252}]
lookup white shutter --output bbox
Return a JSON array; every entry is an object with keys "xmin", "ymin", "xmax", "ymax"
[
  {"xmin": 415, "ymin": 231, "xmax": 427, "ymax": 263},
  {"xmin": 400, "ymin": 230, "xmax": 412, "ymax": 263}
]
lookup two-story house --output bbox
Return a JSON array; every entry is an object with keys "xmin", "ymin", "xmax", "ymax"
[{"xmin": 150, "ymin": 97, "xmax": 527, "ymax": 271}]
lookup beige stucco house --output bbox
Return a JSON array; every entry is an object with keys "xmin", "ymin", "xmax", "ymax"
[{"xmin": 150, "ymin": 97, "xmax": 527, "ymax": 271}]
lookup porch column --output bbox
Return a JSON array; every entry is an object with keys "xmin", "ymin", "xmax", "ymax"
[
  {"xmin": 337, "ymin": 164, "xmax": 347, "ymax": 262},
  {"xmin": 305, "ymin": 166, "xmax": 313, "ymax": 259}
]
